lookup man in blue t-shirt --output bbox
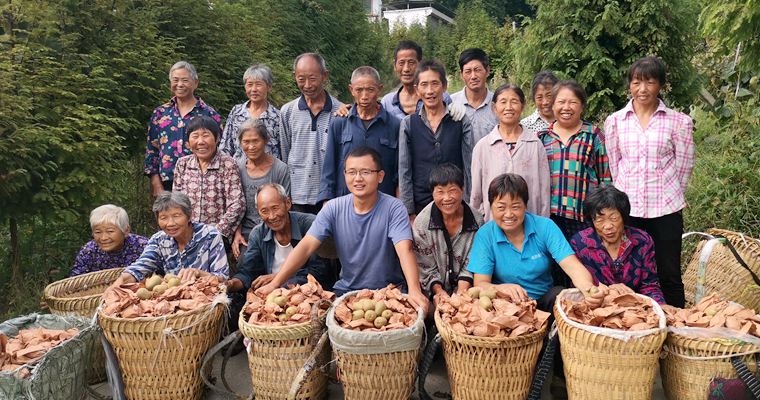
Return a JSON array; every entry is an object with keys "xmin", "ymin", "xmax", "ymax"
[{"xmin": 258, "ymin": 146, "xmax": 429, "ymax": 313}]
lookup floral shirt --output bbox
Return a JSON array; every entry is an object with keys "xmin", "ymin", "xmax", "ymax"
[
  {"xmin": 124, "ymin": 222, "xmax": 229, "ymax": 282},
  {"xmin": 143, "ymin": 96, "xmax": 221, "ymax": 182},
  {"xmin": 219, "ymin": 101, "xmax": 283, "ymax": 163},
  {"xmin": 173, "ymin": 152, "xmax": 245, "ymax": 238},
  {"xmin": 520, "ymin": 109, "xmax": 551, "ymax": 135},
  {"xmin": 570, "ymin": 226, "xmax": 665, "ymax": 304},
  {"xmin": 69, "ymin": 234, "xmax": 149, "ymax": 277}
]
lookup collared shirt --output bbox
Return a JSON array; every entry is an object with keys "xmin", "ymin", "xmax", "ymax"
[
  {"xmin": 570, "ymin": 226, "xmax": 665, "ymax": 303},
  {"xmin": 539, "ymin": 121, "xmax": 612, "ymax": 222},
  {"xmin": 279, "ymin": 91, "xmax": 343, "ymax": 205},
  {"xmin": 235, "ymin": 211, "xmax": 327, "ymax": 290},
  {"xmin": 125, "ymin": 222, "xmax": 229, "ymax": 282},
  {"xmin": 521, "ymin": 109, "xmax": 551, "ymax": 135},
  {"xmin": 413, "ymin": 201, "xmax": 483, "ymax": 296},
  {"xmin": 143, "ymin": 96, "xmax": 221, "ymax": 182},
  {"xmin": 172, "ymin": 152, "xmax": 246, "ymax": 238},
  {"xmin": 219, "ymin": 101, "xmax": 283, "ymax": 162},
  {"xmin": 318, "ymin": 103, "xmax": 400, "ymax": 202},
  {"xmin": 471, "ymin": 125, "xmax": 551, "ymax": 220},
  {"xmin": 467, "ymin": 213, "xmax": 575, "ymax": 300},
  {"xmin": 451, "ymin": 89, "xmax": 498, "ymax": 144},
  {"xmin": 70, "ymin": 234, "xmax": 149, "ymax": 277},
  {"xmin": 380, "ymin": 86, "xmax": 452, "ymax": 121},
  {"xmin": 237, "ymin": 157, "xmax": 291, "ymax": 237},
  {"xmin": 604, "ymin": 100, "xmax": 695, "ymax": 218}
]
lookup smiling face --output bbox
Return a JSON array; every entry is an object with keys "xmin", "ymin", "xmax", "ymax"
[
  {"xmin": 92, "ymin": 223, "xmax": 127, "ymax": 253},
  {"xmin": 493, "ymin": 89, "xmax": 524, "ymax": 126},
  {"xmin": 629, "ymin": 75, "xmax": 662, "ymax": 109},
  {"xmin": 188, "ymin": 128, "xmax": 218, "ymax": 162},
  {"xmin": 157, "ymin": 207, "xmax": 191, "ymax": 240},
  {"xmin": 490, "ymin": 194, "xmax": 527, "ymax": 237},
  {"xmin": 394, "ymin": 49, "xmax": 419, "ymax": 86},
  {"xmin": 552, "ymin": 87, "xmax": 583, "ymax": 128},
  {"xmin": 257, "ymin": 186, "xmax": 291, "ymax": 234},
  {"xmin": 240, "ymin": 129, "xmax": 267, "ymax": 161},
  {"xmin": 170, "ymin": 68, "xmax": 198, "ymax": 101},
  {"xmin": 533, "ymin": 84, "xmax": 554, "ymax": 121},
  {"xmin": 245, "ymin": 78, "xmax": 270, "ymax": 105},
  {"xmin": 415, "ymin": 69, "xmax": 447, "ymax": 109},
  {"xmin": 344, "ymin": 154, "xmax": 384, "ymax": 199},
  {"xmin": 432, "ymin": 183, "xmax": 464, "ymax": 217},
  {"xmin": 294, "ymin": 56, "xmax": 328, "ymax": 101},
  {"xmin": 461, "ymin": 59, "xmax": 489, "ymax": 93},
  {"xmin": 592, "ymin": 208, "xmax": 625, "ymax": 245},
  {"xmin": 349, "ymin": 75, "xmax": 382, "ymax": 109}
]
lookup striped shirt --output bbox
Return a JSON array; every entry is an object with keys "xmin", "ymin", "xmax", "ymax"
[
  {"xmin": 604, "ymin": 100, "xmax": 695, "ymax": 218},
  {"xmin": 451, "ymin": 89, "xmax": 498, "ymax": 144},
  {"xmin": 219, "ymin": 101, "xmax": 283, "ymax": 163},
  {"xmin": 539, "ymin": 121, "xmax": 612, "ymax": 222},
  {"xmin": 279, "ymin": 92, "xmax": 343, "ymax": 205}
]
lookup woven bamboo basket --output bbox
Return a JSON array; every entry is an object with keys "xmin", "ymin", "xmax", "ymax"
[
  {"xmin": 683, "ymin": 229, "xmax": 760, "ymax": 312},
  {"xmin": 660, "ymin": 331, "xmax": 759, "ymax": 400},
  {"xmin": 43, "ymin": 267, "xmax": 124, "ymax": 383},
  {"xmin": 238, "ymin": 306, "xmax": 328, "ymax": 399},
  {"xmin": 98, "ymin": 296, "xmax": 226, "ymax": 400},
  {"xmin": 555, "ymin": 290, "xmax": 667, "ymax": 400},
  {"xmin": 434, "ymin": 308, "xmax": 546, "ymax": 400}
]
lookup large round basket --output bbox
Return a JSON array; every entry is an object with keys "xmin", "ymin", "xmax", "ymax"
[
  {"xmin": 98, "ymin": 298, "xmax": 226, "ymax": 400},
  {"xmin": 555, "ymin": 289, "xmax": 667, "ymax": 400},
  {"xmin": 238, "ymin": 307, "xmax": 328, "ymax": 399},
  {"xmin": 660, "ymin": 331, "xmax": 760, "ymax": 400},
  {"xmin": 43, "ymin": 267, "xmax": 124, "ymax": 383},
  {"xmin": 434, "ymin": 308, "xmax": 546, "ymax": 400}
]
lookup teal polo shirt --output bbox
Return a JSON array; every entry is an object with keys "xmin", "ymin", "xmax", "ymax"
[{"xmin": 467, "ymin": 213, "xmax": 574, "ymax": 299}]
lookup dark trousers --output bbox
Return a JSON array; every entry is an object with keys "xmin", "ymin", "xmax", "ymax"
[
  {"xmin": 537, "ymin": 286, "xmax": 565, "ymax": 377},
  {"xmin": 162, "ymin": 180, "xmax": 173, "ymax": 191},
  {"xmin": 629, "ymin": 211, "xmax": 685, "ymax": 307},
  {"xmin": 550, "ymin": 215, "xmax": 590, "ymax": 288},
  {"xmin": 292, "ymin": 203, "xmax": 322, "ymax": 215}
]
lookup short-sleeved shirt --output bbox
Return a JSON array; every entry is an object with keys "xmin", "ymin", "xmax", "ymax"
[
  {"xmin": 307, "ymin": 192, "xmax": 412, "ymax": 293},
  {"xmin": 237, "ymin": 157, "xmax": 291, "ymax": 237},
  {"xmin": 467, "ymin": 213, "xmax": 575, "ymax": 299},
  {"xmin": 451, "ymin": 89, "xmax": 498, "ymax": 144}
]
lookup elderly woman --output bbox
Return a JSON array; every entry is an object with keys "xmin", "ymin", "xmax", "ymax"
[
  {"xmin": 604, "ymin": 57, "xmax": 695, "ymax": 308},
  {"xmin": 173, "ymin": 115, "xmax": 246, "ymax": 240},
  {"xmin": 570, "ymin": 186, "xmax": 665, "ymax": 304},
  {"xmin": 231, "ymin": 119, "xmax": 291, "ymax": 258},
  {"xmin": 70, "ymin": 205, "xmax": 148, "ymax": 276},
  {"xmin": 219, "ymin": 64, "xmax": 283, "ymax": 162},
  {"xmin": 112, "ymin": 191, "xmax": 228, "ymax": 286},
  {"xmin": 413, "ymin": 164, "xmax": 483, "ymax": 301},
  {"xmin": 471, "ymin": 84, "xmax": 550, "ymax": 221},
  {"xmin": 521, "ymin": 71, "xmax": 559, "ymax": 134}
]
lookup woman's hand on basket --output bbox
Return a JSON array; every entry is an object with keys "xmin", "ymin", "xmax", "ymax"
[
  {"xmin": 498, "ymin": 284, "xmax": 530, "ymax": 302},
  {"xmin": 582, "ymin": 283, "xmax": 608, "ymax": 308},
  {"xmin": 256, "ymin": 282, "xmax": 277, "ymax": 297},
  {"xmin": 252, "ymin": 274, "xmax": 274, "ymax": 290},
  {"xmin": 177, "ymin": 268, "xmax": 208, "ymax": 282},
  {"xmin": 408, "ymin": 290, "xmax": 430, "ymax": 315}
]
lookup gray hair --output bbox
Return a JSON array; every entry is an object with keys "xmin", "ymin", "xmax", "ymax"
[
  {"xmin": 257, "ymin": 183, "xmax": 289, "ymax": 203},
  {"xmin": 243, "ymin": 64, "xmax": 274, "ymax": 87},
  {"xmin": 169, "ymin": 61, "xmax": 198, "ymax": 81},
  {"xmin": 152, "ymin": 191, "xmax": 192, "ymax": 219},
  {"xmin": 292, "ymin": 53, "xmax": 327, "ymax": 74},
  {"xmin": 351, "ymin": 66, "xmax": 381, "ymax": 84},
  {"xmin": 89, "ymin": 204, "xmax": 130, "ymax": 232},
  {"xmin": 237, "ymin": 118, "xmax": 270, "ymax": 142}
]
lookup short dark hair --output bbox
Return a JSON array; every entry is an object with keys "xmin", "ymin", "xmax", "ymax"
[
  {"xmin": 551, "ymin": 80, "xmax": 587, "ymax": 109},
  {"xmin": 583, "ymin": 185, "xmax": 631, "ymax": 223},
  {"xmin": 487, "ymin": 173, "xmax": 529, "ymax": 206},
  {"xmin": 492, "ymin": 83, "xmax": 526, "ymax": 106},
  {"xmin": 345, "ymin": 146, "xmax": 383, "ymax": 170},
  {"xmin": 530, "ymin": 70, "xmax": 559, "ymax": 101},
  {"xmin": 628, "ymin": 56, "xmax": 667, "ymax": 86},
  {"xmin": 414, "ymin": 60, "xmax": 447, "ymax": 87},
  {"xmin": 458, "ymin": 48, "xmax": 490, "ymax": 71},
  {"xmin": 428, "ymin": 163, "xmax": 464, "ymax": 192},
  {"xmin": 186, "ymin": 115, "xmax": 221, "ymax": 141},
  {"xmin": 394, "ymin": 40, "xmax": 423, "ymax": 62}
]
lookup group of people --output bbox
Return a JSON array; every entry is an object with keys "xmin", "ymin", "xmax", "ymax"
[{"xmin": 74, "ymin": 41, "xmax": 694, "ymax": 349}]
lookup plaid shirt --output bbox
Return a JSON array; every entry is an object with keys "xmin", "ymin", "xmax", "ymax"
[
  {"xmin": 604, "ymin": 100, "xmax": 695, "ymax": 218},
  {"xmin": 539, "ymin": 121, "xmax": 611, "ymax": 222}
]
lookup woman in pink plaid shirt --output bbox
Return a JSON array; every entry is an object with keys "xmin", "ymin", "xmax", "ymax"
[{"xmin": 603, "ymin": 56, "xmax": 695, "ymax": 307}]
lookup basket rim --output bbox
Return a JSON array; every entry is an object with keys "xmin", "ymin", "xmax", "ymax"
[
  {"xmin": 666, "ymin": 330, "xmax": 760, "ymax": 350},
  {"xmin": 327, "ymin": 290, "xmax": 425, "ymax": 338},
  {"xmin": 97, "ymin": 291, "xmax": 227, "ymax": 323},
  {"xmin": 238, "ymin": 304, "xmax": 326, "ymax": 334},
  {"xmin": 44, "ymin": 268, "xmax": 125, "ymax": 302},
  {"xmin": 434, "ymin": 305, "xmax": 548, "ymax": 345}
]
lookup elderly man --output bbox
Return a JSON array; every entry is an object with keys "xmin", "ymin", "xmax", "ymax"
[
  {"xmin": 280, "ymin": 53, "xmax": 343, "ymax": 214},
  {"xmin": 451, "ymin": 48, "xmax": 498, "ymax": 144},
  {"xmin": 258, "ymin": 146, "xmax": 429, "ymax": 314},
  {"xmin": 144, "ymin": 61, "xmax": 221, "ymax": 195},
  {"xmin": 319, "ymin": 66, "xmax": 400, "ymax": 202}
]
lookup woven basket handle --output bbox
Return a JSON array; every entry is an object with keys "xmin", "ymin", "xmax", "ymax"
[
  {"xmin": 417, "ymin": 330, "xmax": 442, "ymax": 400},
  {"xmin": 287, "ymin": 330, "xmax": 330, "ymax": 399},
  {"xmin": 730, "ymin": 355, "xmax": 760, "ymax": 399},
  {"xmin": 200, "ymin": 331, "xmax": 249, "ymax": 399},
  {"xmin": 713, "ymin": 235, "xmax": 760, "ymax": 287}
]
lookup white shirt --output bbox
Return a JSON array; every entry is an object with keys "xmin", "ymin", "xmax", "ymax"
[{"xmin": 272, "ymin": 240, "xmax": 294, "ymax": 275}]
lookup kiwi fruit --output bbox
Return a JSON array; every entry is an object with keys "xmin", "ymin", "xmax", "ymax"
[
  {"xmin": 479, "ymin": 296, "xmax": 493, "ymax": 311},
  {"xmin": 364, "ymin": 310, "xmax": 377, "ymax": 322},
  {"xmin": 381, "ymin": 309, "xmax": 393, "ymax": 319},
  {"xmin": 153, "ymin": 284, "xmax": 168, "ymax": 295},
  {"xmin": 167, "ymin": 277, "xmax": 181, "ymax": 288},
  {"xmin": 277, "ymin": 313, "xmax": 289, "ymax": 322},
  {"xmin": 374, "ymin": 302, "xmax": 387, "ymax": 314},
  {"xmin": 481, "ymin": 288, "xmax": 497, "ymax": 300},
  {"xmin": 467, "ymin": 287, "xmax": 481, "ymax": 298},
  {"xmin": 273, "ymin": 296, "xmax": 288, "ymax": 307},
  {"xmin": 352, "ymin": 309, "xmax": 365, "ymax": 320},
  {"xmin": 285, "ymin": 306, "xmax": 298, "ymax": 317},
  {"xmin": 373, "ymin": 316, "xmax": 388, "ymax": 328},
  {"xmin": 145, "ymin": 275, "xmax": 163, "ymax": 291},
  {"xmin": 136, "ymin": 288, "xmax": 152, "ymax": 300}
]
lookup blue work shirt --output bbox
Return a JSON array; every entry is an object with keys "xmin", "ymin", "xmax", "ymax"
[
  {"xmin": 318, "ymin": 103, "xmax": 400, "ymax": 202},
  {"xmin": 380, "ymin": 86, "xmax": 452, "ymax": 121},
  {"xmin": 467, "ymin": 213, "xmax": 574, "ymax": 299}
]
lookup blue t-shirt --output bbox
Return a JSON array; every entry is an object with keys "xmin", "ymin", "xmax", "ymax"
[
  {"xmin": 307, "ymin": 192, "xmax": 412, "ymax": 293},
  {"xmin": 467, "ymin": 213, "xmax": 574, "ymax": 299}
]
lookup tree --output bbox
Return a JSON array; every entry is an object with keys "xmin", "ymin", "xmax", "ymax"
[{"xmin": 701, "ymin": 0, "xmax": 760, "ymax": 70}]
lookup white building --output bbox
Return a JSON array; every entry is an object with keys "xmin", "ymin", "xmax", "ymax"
[{"xmin": 365, "ymin": 0, "xmax": 455, "ymax": 28}]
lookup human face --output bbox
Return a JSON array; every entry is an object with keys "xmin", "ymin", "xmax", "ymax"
[
  {"xmin": 344, "ymin": 154, "xmax": 384, "ymax": 198},
  {"xmin": 349, "ymin": 76, "xmax": 382, "ymax": 109},
  {"xmin": 552, "ymin": 88, "xmax": 583, "ymax": 128},
  {"xmin": 169, "ymin": 68, "xmax": 198, "ymax": 100},
  {"xmin": 240, "ymin": 130, "xmax": 267, "ymax": 161},
  {"xmin": 493, "ymin": 89, "xmax": 524, "ymax": 126},
  {"xmin": 157, "ymin": 207, "xmax": 191, "ymax": 239},
  {"xmin": 432, "ymin": 183, "xmax": 464, "ymax": 217},
  {"xmin": 92, "ymin": 223, "xmax": 127, "ymax": 253},
  {"xmin": 394, "ymin": 49, "xmax": 419, "ymax": 85},
  {"xmin": 533, "ymin": 84, "xmax": 554, "ymax": 121},
  {"xmin": 490, "ymin": 194, "xmax": 526, "ymax": 237},
  {"xmin": 461, "ymin": 60, "xmax": 489, "ymax": 93},
  {"xmin": 245, "ymin": 78, "xmax": 270, "ymax": 105},
  {"xmin": 257, "ymin": 187, "xmax": 291, "ymax": 233},
  {"xmin": 294, "ymin": 56, "xmax": 327, "ymax": 101},
  {"xmin": 629, "ymin": 75, "xmax": 662, "ymax": 109},
  {"xmin": 415, "ymin": 70, "xmax": 447, "ymax": 110},
  {"xmin": 188, "ymin": 128, "xmax": 218, "ymax": 162},
  {"xmin": 592, "ymin": 208, "xmax": 625, "ymax": 245}
]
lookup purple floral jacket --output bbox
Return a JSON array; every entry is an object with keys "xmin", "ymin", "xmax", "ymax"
[{"xmin": 69, "ymin": 234, "xmax": 148, "ymax": 277}]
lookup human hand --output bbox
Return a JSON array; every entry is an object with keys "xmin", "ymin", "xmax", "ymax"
[
  {"xmin": 447, "ymin": 102, "xmax": 466, "ymax": 121},
  {"xmin": 407, "ymin": 290, "xmax": 430, "ymax": 316},
  {"xmin": 252, "ymin": 274, "xmax": 275, "ymax": 290},
  {"xmin": 177, "ymin": 268, "xmax": 204, "ymax": 281},
  {"xmin": 408, "ymin": 214, "xmax": 416, "ymax": 225},
  {"xmin": 582, "ymin": 283, "xmax": 608, "ymax": 308},
  {"xmin": 334, "ymin": 103, "xmax": 352, "ymax": 117},
  {"xmin": 232, "ymin": 230, "xmax": 248, "ymax": 259},
  {"xmin": 498, "ymin": 283, "xmax": 529, "ymax": 302},
  {"xmin": 255, "ymin": 282, "xmax": 277, "ymax": 297},
  {"xmin": 225, "ymin": 278, "xmax": 244, "ymax": 292},
  {"xmin": 150, "ymin": 175, "xmax": 164, "ymax": 197},
  {"xmin": 433, "ymin": 291, "xmax": 450, "ymax": 307}
]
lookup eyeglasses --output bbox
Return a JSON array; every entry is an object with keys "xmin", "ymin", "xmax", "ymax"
[{"xmin": 344, "ymin": 169, "xmax": 380, "ymax": 178}]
